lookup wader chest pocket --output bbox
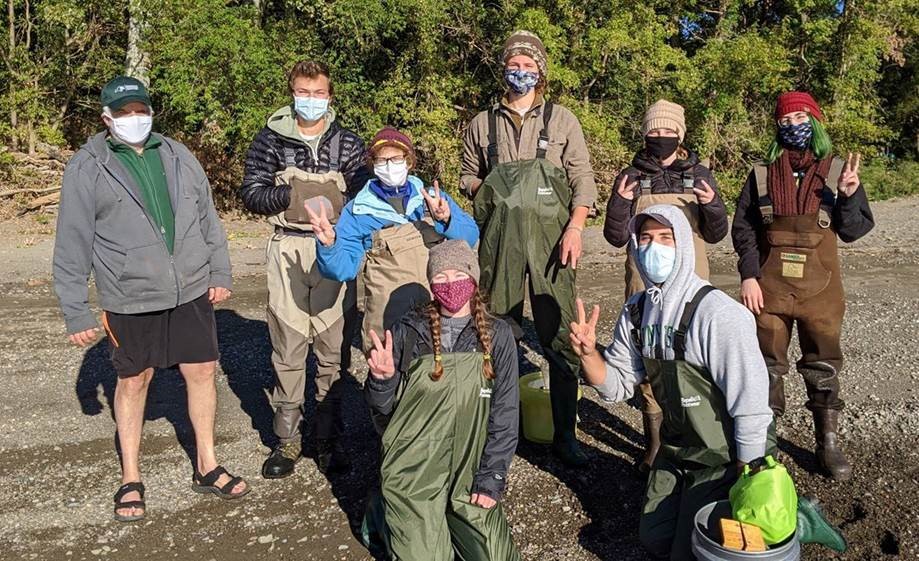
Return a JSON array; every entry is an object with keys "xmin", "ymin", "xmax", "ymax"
[
  {"xmin": 284, "ymin": 177, "xmax": 345, "ymax": 224},
  {"xmin": 762, "ymin": 231, "xmax": 831, "ymax": 297},
  {"xmin": 373, "ymin": 228, "xmax": 425, "ymax": 257}
]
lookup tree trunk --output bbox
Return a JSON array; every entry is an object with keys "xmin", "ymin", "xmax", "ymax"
[
  {"xmin": 7, "ymin": 0, "xmax": 18, "ymax": 151},
  {"xmin": 125, "ymin": 0, "xmax": 149, "ymax": 85}
]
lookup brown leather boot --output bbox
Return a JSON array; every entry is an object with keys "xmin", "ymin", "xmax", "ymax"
[
  {"xmin": 638, "ymin": 412, "xmax": 663, "ymax": 475},
  {"xmin": 813, "ymin": 409, "xmax": 852, "ymax": 481}
]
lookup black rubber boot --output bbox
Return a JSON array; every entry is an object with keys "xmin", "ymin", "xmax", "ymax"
[
  {"xmin": 549, "ymin": 369, "xmax": 587, "ymax": 468},
  {"xmin": 637, "ymin": 412, "xmax": 663, "ymax": 475},
  {"xmin": 813, "ymin": 409, "xmax": 852, "ymax": 481},
  {"xmin": 262, "ymin": 407, "xmax": 302, "ymax": 479},
  {"xmin": 313, "ymin": 398, "xmax": 349, "ymax": 475},
  {"xmin": 315, "ymin": 438, "xmax": 350, "ymax": 475}
]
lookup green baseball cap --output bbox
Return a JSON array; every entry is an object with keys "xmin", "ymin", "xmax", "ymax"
[{"xmin": 100, "ymin": 76, "xmax": 151, "ymax": 111}]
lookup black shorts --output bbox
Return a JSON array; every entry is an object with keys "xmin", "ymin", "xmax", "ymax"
[{"xmin": 102, "ymin": 293, "xmax": 219, "ymax": 377}]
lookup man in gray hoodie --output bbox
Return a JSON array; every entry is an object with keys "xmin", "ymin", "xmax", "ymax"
[
  {"xmin": 54, "ymin": 76, "xmax": 246, "ymax": 523},
  {"xmin": 569, "ymin": 204, "xmax": 773, "ymax": 560}
]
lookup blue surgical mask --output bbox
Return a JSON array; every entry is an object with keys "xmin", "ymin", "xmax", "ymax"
[
  {"xmin": 504, "ymin": 69, "xmax": 539, "ymax": 95},
  {"xmin": 294, "ymin": 96, "xmax": 329, "ymax": 122},
  {"xmin": 637, "ymin": 242, "xmax": 676, "ymax": 284},
  {"xmin": 777, "ymin": 121, "xmax": 813, "ymax": 151}
]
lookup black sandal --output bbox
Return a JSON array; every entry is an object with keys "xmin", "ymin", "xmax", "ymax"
[
  {"xmin": 113, "ymin": 482, "xmax": 146, "ymax": 522},
  {"xmin": 192, "ymin": 466, "xmax": 249, "ymax": 500}
]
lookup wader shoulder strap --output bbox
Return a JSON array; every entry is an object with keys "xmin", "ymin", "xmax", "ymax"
[
  {"xmin": 283, "ymin": 146, "xmax": 297, "ymax": 169},
  {"xmin": 628, "ymin": 292, "xmax": 647, "ymax": 349},
  {"xmin": 673, "ymin": 285, "xmax": 718, "ymax": 360},
  {"xmin": 639, "ymin": 174, "xmax": 653, "ymax": 196},
  {"xmin": 681, "ymin": 167, "xmax": 696, "ymax": 193},
  {"xmin": 536, "ymin": 101, "xmax": 554, "ymax": 160},
  {"xmin": 753, "ymin": 163, "xmax": 773, "ymax": 225},
  {"xmin": 817, "ymin": 157, "xmax": 845, "ymax": 229},
  {"xmin": 327, "ymin": 130, "xmax": 342, "ymax": 172},
  {"xmin": 486, "ymin": 106, "xmax": 499, "ymax": 170}
]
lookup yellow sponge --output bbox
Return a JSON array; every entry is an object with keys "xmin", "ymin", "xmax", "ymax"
[{"xmin": 720, "ymin": 518, "xmax": 745, "ymax": 550}]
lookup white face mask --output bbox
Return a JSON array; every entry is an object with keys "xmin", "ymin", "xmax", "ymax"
[
  {"xmin": 374, "ymin": 161, "xmax": 409, "ymax": 188},
  {"xmin": 105, "ymin": 112, "xmax": 153, "ymax": 146}
]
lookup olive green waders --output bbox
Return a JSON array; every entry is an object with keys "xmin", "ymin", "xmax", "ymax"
[
  {"xmin": 473, "ymin": 103, "xmax": 581, "ymax": 455},
  {"xmin": 267, "ymin": 143, "xmax": 356, "ymax": 444},
  {"xmin": 363, "ymin": 352, "xmax": 520, "ymax": 561},
  {"xmin": 630, "ymin": 286, "xmax": 776, "ymax": 560}
]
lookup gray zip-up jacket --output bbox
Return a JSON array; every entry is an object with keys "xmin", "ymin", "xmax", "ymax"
[
  {"xmin": 53, "ymin": 132, "xmax": 231, "ymax": 334},
  {"xmin": 593, "ymin": 204, "xmax": 773, "ymax": 463}
]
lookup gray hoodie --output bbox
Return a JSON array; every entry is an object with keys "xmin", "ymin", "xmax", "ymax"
[
  {"xmin": 53, "ymin": 132, "xmax": 231, "ymax": 334},
  {"xmin": 593, "ymin": 204, "xmax": 773, "ymax": 463}
]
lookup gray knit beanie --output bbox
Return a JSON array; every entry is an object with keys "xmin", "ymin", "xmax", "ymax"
[{"xmin": 427, "ymin": 239, "xmax": 480, "ymax": 283}]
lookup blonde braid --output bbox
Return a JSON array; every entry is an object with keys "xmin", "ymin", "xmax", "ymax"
[
  {"xmin": 426, "ymin": 301, "xmax": 445, "ymax": 381},
  {"xmin": 472, "ymin": 290, "xmax": 496, "ymax": 380}
]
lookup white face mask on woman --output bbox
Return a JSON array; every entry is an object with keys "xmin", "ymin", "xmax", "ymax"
[
  {"xmin": 104, "ymin": 107, "xmax": 153, "ymax": 146},
  {"xmin": 374, "ymin": 160, "xmax": 409, "ymax": 188}
]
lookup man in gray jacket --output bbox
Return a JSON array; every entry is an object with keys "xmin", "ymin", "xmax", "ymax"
[
  {"xmin": 54, "ymin": 76, "xmax": 248, "ymax": 523},
  {"xmin": 569, "ymin": 204, "xmax": 774, "ymax": 560}
]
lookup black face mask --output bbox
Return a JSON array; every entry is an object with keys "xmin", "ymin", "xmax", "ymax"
[{"xmin": 645, "ymin": 136, "xmax": 680, "ymax": 160}]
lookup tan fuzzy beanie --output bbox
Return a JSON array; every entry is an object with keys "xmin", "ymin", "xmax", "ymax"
[{"xmin": 641, "ymin": 99, "xmax": 686, "ymax": 142}]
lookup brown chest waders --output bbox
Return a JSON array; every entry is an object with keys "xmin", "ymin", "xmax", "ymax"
[
  {"xmin": 362, "ymin": 352, "xmax": 521, "ymax": 561},
  {"xmin": 265, "ymin": 139, "xmax": 356, "ymax": 444},
  {"xmin": 473, "ymin": 103, "xmax": 583, "ymax": 458},
  {"xmin": 752, "ymin": 159, "xmax": 846, "ymax": 417},
  {"xmin": 630, "ymin": 287, "xmax": 776, "ymax": 560},
  {"xmin": 360, "ymin": 221, "xmax": 434, "ymax": 353}
]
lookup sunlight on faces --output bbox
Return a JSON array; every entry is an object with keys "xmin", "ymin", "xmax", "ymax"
[
  {"xmin": 778, "ymin": 110, "xmax": 809, "ymax": 126},
  {"xmin": 646, "ymin": 128, "xmax": 679, "ymax": 138},
  {"xmin": 505, "ymin": 54, "xmax": 539, "ymax": 74},
  {"xmin": 431, "ymin": 270, "xmax": 471, "ymax": 285},
  {"xmin": 639, "ymin": 218, "xmax": 676, "ymax": 248},
  {"xmin": 291, "ymin": 75, "xmax": 331, "ymax": 100}
]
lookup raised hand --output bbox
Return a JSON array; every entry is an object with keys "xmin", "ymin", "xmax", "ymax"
[
  {"xmin": 693, "ymin": 179, "xmax": 716, "ymax": 205},
  {"xmin": 568, "ymin": 298, "xmax": 600, "ymax": 358},
  {"xmin": 421, "ymin": 180, "xmax": 451, "ymax": 223},
  {"xmin": 838, "ymin": 152, "xmax": 861, "ymax": 197},
  {"xmin": 367, "ymin": 329, "xmax": 395, "ymax": 380},
  {"xmin": 616, "ymin": 174, "xmax": 638, "ymax": 201},
  {"xmin": 305, "ymin": 201, "xmax": 336, "ymax": 247}
]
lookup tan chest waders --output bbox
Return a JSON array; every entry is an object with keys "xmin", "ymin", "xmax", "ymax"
[
  {"xmin": 363, "ymin": 350, "xmax": 520, "ymax": 561},
  {"xmin": 631, "ymin": 287, "xmax": 776, "ymax": 560},
  {"xmin": 360, "ymin": 219, "xmax": 434, "ymax": 353},
  {"xmin": 751, "ymin": 158, "xmax": 846, "ymax": 416},
  {"xmin": 265, "ymin": 136, "xmax": 356, "ymax": 443},
  {"xmin": 473, "ymin": 103, "xmax": 582, "ymax": 452}
]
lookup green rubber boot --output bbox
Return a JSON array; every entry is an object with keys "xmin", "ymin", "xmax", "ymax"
[{"xmin": 797, "ymin": 496, "xmax": 847, "ymax": 552}]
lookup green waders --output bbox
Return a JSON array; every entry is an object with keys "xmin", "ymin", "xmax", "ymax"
[
  {"xmin": 363, "ymin": 351, "xmax": 520, "ymax": 561},
  {"xmin": 630, "ymin": 286, "xmax": 776, "ymax": 560},
  {"xmin": 473, "ymin": 103, "xmax": 581, "ymax": 454}
]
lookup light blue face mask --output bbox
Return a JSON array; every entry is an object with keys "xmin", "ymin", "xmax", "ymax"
[
  {"xmin": 637, "ymin": 241, "xmax": 676, "ymax": 284},
  {"xmin": 294, "ymin": 96, "xmax": 329, "ymax": 121}
]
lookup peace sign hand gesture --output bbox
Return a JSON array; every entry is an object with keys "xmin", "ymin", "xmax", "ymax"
[
  {"xmin": 693, "ymin": 179, "xmax": 716, "ymax": 205},
  {"xmin": 838, "ymin": 152, "xmax": 861, "ymax": 197},
  {"xmin": 616, "ymin": 174, "xmax": 638, "ymax": 201},
  {"xmin": 305, "ymin": 200, "xmax": 336, "ymax": 247},
  {"xmin": 422, "ymin": 180, "xmax": 451, "ymax": 223},
  {"xmin": 568, "ymin": 298, "xmax": 600, "ymax": 358},
  {"xmin": 367, "ymin": 329, "xmax": 396, "ymax": 380}
]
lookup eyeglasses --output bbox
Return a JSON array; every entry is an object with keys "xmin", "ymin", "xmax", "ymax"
[{"xmin": 373, "ymin": 156, "xmax": 406, "ymax": 166}]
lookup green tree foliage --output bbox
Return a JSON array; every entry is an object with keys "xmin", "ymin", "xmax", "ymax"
[{"xmin": 1, "ymin": 0, "xmax": 916, "ymax": 209}]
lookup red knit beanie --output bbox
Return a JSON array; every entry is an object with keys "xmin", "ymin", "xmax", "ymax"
[
  {"xmin": 369, "ymin": 126, "xmax": 416, "ymax": 165},
  {"xmin": 775, "ymin": 91, "xmax": 823, "ymax": 121}
]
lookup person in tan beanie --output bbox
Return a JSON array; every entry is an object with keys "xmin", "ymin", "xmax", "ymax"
[{"xmin": 602, "ymin": 98, "xmax": 728, "ymax": 475}]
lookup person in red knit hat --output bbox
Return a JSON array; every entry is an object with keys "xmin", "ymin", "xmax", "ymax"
[{"xmin": 731, "ymin": 91, "xmax": 875, "ymax": 480}]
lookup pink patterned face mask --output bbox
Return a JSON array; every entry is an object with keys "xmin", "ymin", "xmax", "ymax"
[{"xmin": 431, "ymin": 278, "xmax": 477, "ymax": 313}]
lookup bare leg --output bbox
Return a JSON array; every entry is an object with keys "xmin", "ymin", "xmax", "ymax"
[
  {"xmin": 179, "ymin": 361, "xmax": 246, "ymax": 494},
  {"xmin": 114, "ymin": 368, "xmax": 154, "ymax": 517}
]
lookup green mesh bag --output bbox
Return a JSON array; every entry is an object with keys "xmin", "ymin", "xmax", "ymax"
[{"xmin": 729, "ymin": 455, "xmax": 798, "ymax": 545}]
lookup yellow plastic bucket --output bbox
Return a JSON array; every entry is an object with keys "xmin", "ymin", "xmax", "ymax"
[{"xmin": 518, "ymin": 372, "xmax": 582, "ymax": 444}]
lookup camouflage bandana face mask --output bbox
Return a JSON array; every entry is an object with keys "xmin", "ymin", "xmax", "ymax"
[{"xmin": 504, "ymin": 69, "xmax": 539, "ymax": 95}]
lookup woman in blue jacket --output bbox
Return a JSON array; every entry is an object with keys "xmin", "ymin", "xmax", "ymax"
[{"xmin": 308, "ymin": 126, "xmax": 478, "ymax": 352}]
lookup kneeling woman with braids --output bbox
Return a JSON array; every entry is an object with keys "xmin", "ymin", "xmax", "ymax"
[{"xmin": 362, "ymin": 239, "xmax": 521, "ymax": 561}]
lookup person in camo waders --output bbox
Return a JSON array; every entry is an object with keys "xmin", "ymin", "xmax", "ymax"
[
  {"xmin": 362, "ymin": 240, "xmax": 521, "ymax": 561},
  {"xmin": 732, "ymin": 92, "xmax": 874, "ymax": 481},
  {"xmin": 603, "ymin": 99, "xmax": 728, "ymax": 475},
  {"xmin": 571, "ymin": 205, "xmax": 774, "ymax": 560},
  {"xmin": 307, "ymin": 127, "xmax": 479, "ymax": 353},
  {"xmin": 461, "ymin": 30, "xmax": 598, "ymax": 467},
  {"xmin": 240, "ymin": 60, "xmax": 370, "ymax": 479}
]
